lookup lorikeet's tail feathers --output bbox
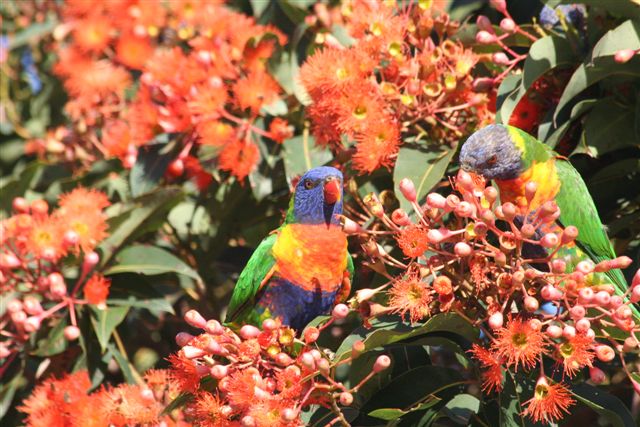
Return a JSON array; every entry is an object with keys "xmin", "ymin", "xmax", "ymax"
[{"xmin": 606, "ymin": 266, "xmax": 640, "ymax": 321}]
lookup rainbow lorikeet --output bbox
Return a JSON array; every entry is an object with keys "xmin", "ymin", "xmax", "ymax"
[
  {"xmin": 225, "ymin": 166, "xmax": 354, "ymax": 331},
  {"xmin": 459, "ymin": 124, "xmax": 639, "ymax": 320}
]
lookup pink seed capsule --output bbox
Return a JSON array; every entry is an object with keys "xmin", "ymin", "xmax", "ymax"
[
  {"xmin": 205, "ymin": 319, "xmax": 224, "ymax": 335},
  {"xmin": 23, "ymin": 297, "xmax": 43, "ymax": 315},
  {"xmin": 524, "ymin": 296, "xmax": 539, "ymax": 312},
  {"xmin": 262, "ymin": 318, "xmax": 278, "ymax": 331},
  {"xmin": 304, "ymin": 326, "xmax": 320, "ymax": 344},
  {"xmin": 12, "ymin": 197, "xmax": 29, "ymax": 213},
  {"xmin": 64, "ymin": 325, "xmax": 81, "ymax": 341},
  {"xmin": 585, "ymin": 328, "xmax": 595, "ymax": 340},
  {"xmin": 445, "ymin": 195, "xmax": 460, "ymax": 211},
  {"xmin": 239, "ymin": 325, "xmax": 261, "ymax": 339},
  {"xmin": 391, "ymin": 209, "xmax": 411, "ymax": 226},
  {"xmin": 500, "ymin": 18, "xmax": 515, "ymax": 32},
  {"xmin": 300, "ymin": 352, "xmax": 315, "ymax": 369},
  {"xmin": 210, "ymin": 364, "xmax": 229, "ymax": 379},
  {"xmin": 317, "ymin": 358, "xmax": 330, "ymax": 375},
  {"xmin": 561, "ymin": 226, "xmax": 578, "ymax": 244},
  {"xmin": 426, "ymin": 193, "xmax": 447, "ymax": 209},
  {"xmin": 23, "ymin": 316, "xmax": 41, "ymax": 333},
  {"xmin": 501, "ymin": 202, "xmax": 517, "ymax": 221},
  {"xmin": 551, "ymin": 259, "xmax": 566, "ymax": 274},
  {"xmin": 399, "ymin": 178, "xmax": 417, "ymax": 202},
  {"xmin": 615, "ymin": 305, "xmax": 632, "ymax": 320},
  {"xmin": 546, "ymin": 324, "xmax": 562, "ymax": 338},
  {"xmin": 575, "ymin": 318, "xmax": 591, "ymax": 333},
  {"xmin": 332, "ymin": 304, "xmax": 349, "ymax": 320},
  {"xmin": 540, "ymin": 233, "xmax": 559, "ymax": 248},
  {"xmin": 427, "ymin": 228, "xmax": 450, "ymax": 244},
  {"xmin": 488, "ymin": 312, "xmax": 504, "ymax": 330},
  {"xmin": 529, "ymin": 318, "xmax": 542, "ymax": 331},
  {"xmin": 182, "ymin": 345, "xmax": 206, "ymax": 359},
  {"xmin": 454, "ymin": 242, "xmax": 472, "ymax": 257},
  {"xmin": 184, "ymin": 310, "xmax": 207, "ymax": 329},
  {"xmin": 609, "ymin": 295, "xmax": 623, "ymax": 309},
  {"xmin": 454, "ymin": 201, "xmax": 474, "ymax": 218},
  {"xmin": 520, "ymin": 223, "xmax": 536, "ymax": 238},
  {"xmin": 578, "ymin": 287, "xmax": 594, "ymax": 303},
  {"xmin": 63, "ymin": 230, "xmax": 80, "ymax": 248},
  {"xmin": 595, "ymin": 345, "xmax": 615, "ymax": 362},
  {"xmin": 476, "ymin": 30, "xmax": 496, "ymax": 44},
  {"xmin": 82, "ymin": 251, "xmax": 100, "ymax": 273},
  {"xmin": 541, "ymin": 284, "xmax": 561, "ymax": 301},
  {"xmin": 207, "ymin": 339, "xmax": 222, "ymax": 355},
  {"xmin": 562, "ymin": 325, "xmax": 576, "ymax": 339},
  {"xmin": 339, "ymin": 392, "xmax": 354, "ymax": 406},
  {"xmin": 175, "ymin": 332, "xmax": 195, "ymax": 347},
  {"xmin": 373, "ymin": 355, "xmax": 391, "ymax": 373},
  {"xmin": 483, "ymin": 186, "xmax": 498, "ymax": 203},
  {"xmin": 623, "ymin": 337, "xmax": 638, "ymax": 352},
  {"xmin": 594, "ymin": 291, "xmax": 611, "ymax": 306},
  {"xmin": 281, "ymin": 408, "xmax": 298, "ymax": 422},
  {"xmin": 589, "ymin": 366, "xmax": 606, "ymax": 384},
  {"xmin": 576, "ymin": 261, "xmax": 593, "ymax": 275},
  {"xmin": 570, "ymin": 305, "xmax": 585, "ymax": 320}
]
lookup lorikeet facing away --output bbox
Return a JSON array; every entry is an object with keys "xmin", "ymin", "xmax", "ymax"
[
  {"xmin": 459, "ymin": 124, "xmax": 639, "ymax": 320},
  {"xmin": 225, "ymin": 166, "xmax": 354, "ymax": 331}
]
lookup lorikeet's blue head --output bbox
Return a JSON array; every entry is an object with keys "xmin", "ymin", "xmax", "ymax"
[
  {"xmin": 291, "ymin": 166, "xmax": 343, "ymax": 226},
  {"xmin": 460, "ymin": 124, "xmax": 522, "ymax": 180}
]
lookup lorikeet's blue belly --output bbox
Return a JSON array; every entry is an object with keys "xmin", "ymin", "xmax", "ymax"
[{"xmin": 255, "ymin": 277, "xmax": 338, "ymax": 331}]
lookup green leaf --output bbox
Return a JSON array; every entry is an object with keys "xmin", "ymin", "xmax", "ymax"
[
  {"xmin": 499, "ymin": 36, "xmax": 575, "ymax": 124},
  {"xmin": 440, "ymin": 394, "xmax": 480, "ymax": 425},
  {"xmin": 8, "ymin": 18, "xmax": 58, "ymax": 49},
  {"xmin": 99, "ymin": 188, "xmax": 183, "ymax": 266},
  {"xmin": 129, "ymin": 136, "xmax": 176, "ymax": 197},
  {"xmin": 495, "ymin": 74, "xmax": 522, "ymax": 124},
  {"xmin": 583, "ymin": 99, "xmax": 637, "ymax": 156},
  {"xmin": 282, "ymin": 133, "xmax": 333, "ymax": 184},
  {"xmin": 108, "ymin": 343, "xmax": 138, "ymax": 384},
  {"xmin": 0, "ymin": 162, "xmax": 42, "ymax": 215},
  {"xmin": 104, "ymin": 244, "xmax": 202, "ymax": 284},
  {"xmin": 554, "ymin": 20, "xmax": 640, "ymax": 119},
  {"xmin": 335, "ymin": 313, "xmax": 477, "ymax": 362},
  {"xmin": 161, "ymin": 392, "xmax": 193, "ymax": 416},
  {"xmin": 393, "ymin": 146, "xmax": 457, "ymax": 212},
  {"xmin": 499, "ymin": 372, "xmax": 534, "ymax": 427},
  {"xmin": 32, "ymin": 317, "xmax": 68, "ymax": 357},
  {"xmin": 250, "ymin": 0, "xmax": 270, "ymax": 17},
  {"xmin": 0, "ymin": 373, "xmax": 27, "ymax": 419},
  {"xmin": 90, "ymin": 305, "xmax": 130, "ymax": 352},
  {"xmin": 571, "ymin": 383, "xmax": 636, "ymax": 427},
  {"xmin": 368, "ymin": 399, "xmax": 440, "ymax": 421}
]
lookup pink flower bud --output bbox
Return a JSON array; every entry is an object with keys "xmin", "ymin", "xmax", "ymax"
[
  {"xmin": 632, "ymin": 269, "xmax": 640, "ymax": 287},
  {"xmin": 7, "ymin": 299, "xmax": 23, "ymax": 313},
  {"xmin": 175, "ymin": 332, "xmax": 195, "ymax": 347},
  {"xmin": 476, "ymin": 15, "xmax": 493, "ymax": 32},
  {"xmin": 500, "ymin": 18, "xmax": 515, "ymax": 32},
  {"xmin": 332, "ymin": 303, "xmax": 349, "ymax": 320},
  {"xmin": 476, "ymin": 30, "xmax": 496, "ymax": 44},
  {"xmin": 49, "ymin": 273, "xmax": 67, "ymax": 298},
  {"xmin": 540, "ymin": 233, "xmax": 559, "ymax": 248},
  {"xmin": 63, "ymin": 230, "xmax": 80, "ymax": 248},
  {"xmin": 445, "ymin": 195, "xmax": 460, "ymax": 211},
  {"xmin": 12, "ymin": 197, "xmax": 29, "ymax": 213},
  {"xmin": 24, "ymin": 316, "xmax": 41, "ymax": 333},
  {"xmin": 391, "ymin": 209, "xmax": 411, "ymax": 226},
  {"xmin": 0, "ymin": 344, "xmax": 11, "ymax": 359},
  {"xmin": 570, "ymin": 305, "xmax": 586, "ymax": 320},
  {"xmin": 352, "ymin": 340, "xmax": 365, "ymax": 359},
  {"xmin": 211, "ymin": 364, "xmax": 229, "ymax": 379},
  {"xmin": 281, "ymin": 408, "xmax": 298, "ymax": 422},
  {"xmin": 82, "ymin": 251, "xmax": 100, "ymax": 274},
  {"xmin": 541, "ymin": 284, "xmax": 561, "ymax": 300},
  {"xmin": 184, "ymin": 310, "xmax": 207, "ymax": 329},
  {"xmin": 454, "ymin": 201, "xmax": 474, "ymax": 218},
  {"xmin": 427, "ymin": 228, "xmax": 450, "ymax": 244},
  {"xmin": 11, "ymin": 310, "xmax": 27, "ymax": 325},
  {"xmin": 576, "ymin": 261, "xmax": 593, "ymax": 275},
  {"xmin": 0, "ymin": 252, "xmax": 21, "ymax": 269},
  {"xmin": 550, "ymin": 259, "xmax": 566, "ymax": 274},
  {"xmin": 585, "ymin": 328, "xmax": 595, "ymax": 340},
  {"xmin": 576, "ymin": 318, "xmax": 591, "ymax": 333},
  {"xmin": 64, "ymin": 325, "xmax": 81, "ymax": 341},
  {"xmin": 339, "ymin": 392, "xmax": 354, "ymax": 406},
  {"xmin": 501, "ymin": 202, "xmax": 517, "ymax": 221},
  {"xmin": 426, "ymin": 193, "xmax": 447, "ymax": 209},
  {"xmin": 595, "ymin": 345, "xmax": 615, "ymax": 362},
  {"xmin": 342, "ymin": 217, "xmax": 362, "ymax": 234},
  {"xmin": 472, "ymin": 77, "xmax": 495, "ymax": 92},
  {"xmin": 140, "ymin": 388, "xmax": 155, "ymax": 401},
  {"xmin": 610, "ymin": 256, "xmax": 632, "ymax": 270},
  {"xmin": 399, "ymin": 178, "xmax": 417, "ymax": 202},
  {"xmin": 488, "ymin": 312, "xmax": 504, "ymax": 329},
  {"xmin": 609, "ymin": 295, "xmax": 623, "ymax": 309},
  {"xmin": 561, "ymin": 226, "xmax": 578, "ymax": 244},
  {"xmin": 276, "ymin": 352, "xmax": 293, "ymax": 366},
  {"xmin": 614, "ymin": 49, "xmax": 635, "ymax": 64},
  {"xmin": 563, "ymin": 325, "xmax": 576, "ymax": 339},
  {"xmin": 317, "ymin": 357, "xmax": 330, "ymax": 374},
  {"xmin": 239, "ymin": 325, "xmax": 261, "ymax": 340},
  {"xmin": 589, "ymin": 366, "xmax": 606, "ymax": 384},
  {"xmin": 578, "ymin": 287, "xmax": 594, "ymax": 303},
  {"xmin": 182, "ymin": 345, "xmax": 206, "ymax": 359},
  {"xmin": 623, "ymin": 337, "xmax": 638, "ymax": 352},
  {"xmin": 241, "ymin": 416, "xmax": 256, "ymax": 427},
  {"xmin": 630, "ymin": 285, "xmax": 640, "ymax": 303},
  {"xmin": 300, "ymin": 352, "xmax": 315, "ymax": 369},
  {"xmin": 23, "ymin": 297, "xmax": 43, "ymax": 315},
  {"xmin": 490, "ymin": 0, "xmax": 507, "ymax": 12},
  {"xmin": 207, "ymin": 339, "xmax": 223, "ymax": 354},
  {"xmin": 454, "ymin": 242, "xmax": 472, "ymax": 257},
  {"xmin": 615, "ymin": 305, "xmax": 632, "ymax": 320},
  {"xmin": 492, "ymin": 52, "xmax": 510, "ymax": 65},
  {"xmin": 594, "ymin": 291, "xmax": 611, "ymax": 306},
  {"xmin": 262, "ymin": 318, "xmax": 278, "ymax": 331},
  {"xmin": 205, "ymin": 319, "xmax": 224, "ymax": 335},
  {"xmin": 373, "ymin": 355, "xmax": 391, "ymax": 373},
  {"xmin": 524, "ymin": 296, "xmax": 539, "ymax": 312},
  {"xmin": 304, "ymin": 327, "xmax": 320, "ymax": 344},
  {"xmin": 483, "ymin": 186, "xmax": 498, "ymax": 203},
  {"xmin": 529, "ymin": 318, "xmax": 542, "ymax": 331},
  {"xmin": 546, "ymin": 324, "xmax": 562, "ymax": 338}
]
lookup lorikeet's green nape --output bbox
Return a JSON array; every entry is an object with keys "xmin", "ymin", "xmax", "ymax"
[
  {"xmin": 459, "ymin": 124, "xmax": 639, "ymax": 320},
  {"xmin": 225, "ymin": 166, "xmax": 354, "ymax": 331}
]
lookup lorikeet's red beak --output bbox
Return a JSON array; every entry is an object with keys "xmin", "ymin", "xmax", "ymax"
[{"xmin": 324, "ymin": 178, "xmax": 341, "ymax": 205}]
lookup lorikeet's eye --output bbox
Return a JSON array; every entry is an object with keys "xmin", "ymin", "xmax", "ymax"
[
  {"xmin": 486, "ymin": 155, "xmax": 497, "ymax": 166},
  {"xmin": 304, "ymin": 179, "xmax": 315, "ymax": 189}
]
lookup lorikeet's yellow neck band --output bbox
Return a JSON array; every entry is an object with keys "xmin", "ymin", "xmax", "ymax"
[{"xmin": 496, "ymin": 158, "xmax": 561, "ymax": 213}]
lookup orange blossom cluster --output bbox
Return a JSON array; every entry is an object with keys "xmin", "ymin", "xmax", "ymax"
[
  {"xmin": 343, "ymin": 170, "xmax": 640, "ymax": 424},
  {"xmin": 0, "ymin": 188, "xmax": 111, "ymax": 370}
]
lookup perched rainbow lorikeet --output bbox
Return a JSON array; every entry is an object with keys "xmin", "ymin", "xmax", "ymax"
[
  {"xmin": 225, "ymin": 166, "xmax": 354, "ymax": 331},
  {"xmin": 460, "ymin": 124, "xmax": 639, "ymax": 320}
]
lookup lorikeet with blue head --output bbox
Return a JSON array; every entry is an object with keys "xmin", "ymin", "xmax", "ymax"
[
  {"xmin": 460, "ymin": 124, "xmax": 639, "ymax": 320},
  {"xmin": 225, "ymin": 166, "xmax": 354, "ymax": 331}
]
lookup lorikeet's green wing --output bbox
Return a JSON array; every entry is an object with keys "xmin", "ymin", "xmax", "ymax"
[
  {"xmin": 554, "ymin": 160, "xmax": 638, "ymax": 318},
  {"xmin": 225, "ymin": 233, "xmax": 278, "ymax": 324},
  {"xmin": 347, "ymin": 253, "xmax": 355, "ymax": 284}
]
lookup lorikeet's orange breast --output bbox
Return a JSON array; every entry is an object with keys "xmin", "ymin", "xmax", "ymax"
[
  {"xmin": 271, "ymin": 224, "xmax": 348, "ymax": 292},
  {"xmin": 496, "ymin": 159, "xmax": 561, "ymax": 214}
]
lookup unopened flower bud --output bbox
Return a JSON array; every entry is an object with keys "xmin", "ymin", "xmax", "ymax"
[
  {"xmin": 82, "ymin": 251, "xmax": 100, "ymax": 274},
  {"xmin": 300, "ymin": 352, "xmax": 315, "ymax": 369},
  {"xmin": 576, "ymin": 261, "xmax": 593, "ymax": 275},
  {"xmin": 490, "ymin": 0, "xmax": 507, "ymax": 12},
  {"xmin": 501, "ymin": 203, "xmax": 517, "ymax": 221},
  {"xmin": 281, "ymin": 408, "xmax": 298, "ymax": 422},
  {"xmin": 182, "ymin": 345, "xmax": 206, "ymax": 359},
  {"xmin": 524, "ymin": 296, "xmax": 539, "ymax": 312},
  {"xmin": 261, "ymin": 318, "xmax": 278, "ymax": 331},
  {"xmin": 0, "ymin": 252, "xmax": 21, "ymax": 269},
  {"xmin": 64, "ymin": 325, "xmax": 81, "ymax": 341},
  {"xmin": 304, "ymin": 327, "xmax": 320, "ymax": 344},
  {"xmin": 12, "ymin": 197, "xmax": 29, "ymax": 213},
  {"xmin": 11, "ymin": 310, "xmax": 27, "ymax": 325},
  {"xmin": 241, "ymin": 416, "xmax": 256, "ymax": 427},
  {"xmin": 23, "ymin": 297, "xmax": 43, "ymax": 315},
  {"xmin": 488, "ymin": 312, "xmax": 504, "ymax": 329},
  {"xmin": 427, "ymin": 228, "xmax": 450, "ymax": 244},
  {"xmin": 540, "ymin": 233, "xmax": 559, "ymax": 248},
  {"xmin": 623, "ymin": 337, "xmax": 638, "ymax": 352},
  {"xmin": 352, "ymin": 340, "xmax": 365, "ymax": 359},
  {"xmin": 476, "ymin": 15, "xmax": 493, "ymax": 32},
  {"xmin": 614, "ymin": 49, "xmax": 635, "ymax": 64},
  {"xmin": 339, "ymin": 392, "xmax": 354, "ymax": 406},
  {"xmin": 541, "ymin": 284, "xmax": 561, "ymax": 300},
  {"xmin": 551, "ymin": 259, "xmax": 566, "ymax": 274},
  {"xmin": 63, "ymin": 230, "xmax": 79, "ymax": 248},
  {"xmin": 185, "ymin": 310, "xmax": 207, "ymax": 329},
  {"xmin": 578, "ymin": 287, "xmax": 594, "ymax": 303},
  {"xmin": 575, "ymin": 318, "xmax": 591, "ymax": 333},
  {"xmin": 7, "ymin": 299, "xmax": 23, "ymax": 313},
  {"xmin": 48, "ymin": 273, "xmax": 67, "ymax": 297},
  {"xmin": 492, "ymin": 52, "xmax": 510, "ymax": 65},
  {"xmin": 589, "ymin": 366, "xmax": 606, "ymax": 384},
  {"xmin": 595, "ymin": 345, "xmax": 615, "ymax": 362},
  {"xmin": 239, "ymin": 325, "xmax": 261, "ymax": 339},
  {"xmin": 630, "ymin": 285, "xmax": 640, "ymax": 303},
  {"xmin": 546, "ymin": 324, "xmax": 562, "ymax": 338},
  {"xmin": 561, "ymin": 226, "xmax": 578, "ymax": 244},
  {"xmin": 211, "ymin": 364, "xmax": 229, "ymax": 379},
  {"xmin": 24, "ymin": 316, "xmax": 41, "ymax": 333},
  {"xmin": 332, "ymin": 304, "xmax": 349, "ymax": 320},
  {"xmin": 454, "ymin": 201, "xmax": 474, "ymax": 218},
  {"xmin": 31, "ymin": 199, "xmax": 49, "ymax": 216},
  {"xmin": 472, "ymin": 77, "xmax": 495, "ymax": 92},
  {"xmin": 563, "ymin": 325, "xmax": 576, "ymax": 339},
  {"xmin": 391, "ymin": 209, "xmax": 411, "ymax": 226},
  {"xmin": 175, "ymin": 332, "xmax": 195, "ymax": 347},
  {"xmin": 615, "ymin": 305, "xmax": 632, "ymax": 320},
  {"xmin": 500, "ymin": 18, "xmax": 515, "ymax": 31},
  {"xmin": 373, "ymin": 355, "xmax": 391, "ymax": 373},
  {"xmin": 399, "ymin": 178, "xmax": 416, "ymax": 202},
  {"xmin": 570, "ymin": 305, "xmax": 585, "ymax": 320},
  {"xmin": 454, "ymin": 242, "xmax": 472, "ymax": 257},
  {"xmin": 205, "ymin": 319, "xmax": 224, "ymax": 335},
  {"xmin": 476, "ymin": 30, "xmax": 496, "ymax": 44},
  {"xmin": 595, "ymin": 291, "xmax": 611, "ymax": 306}
]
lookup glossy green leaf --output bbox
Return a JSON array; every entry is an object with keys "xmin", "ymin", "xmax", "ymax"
[
  {"xmin": 32, "ymin": 317, "xmax": 68, "ymax": 357},
  {"xmin": 368, "ymin": 399, "xmax": 440, "ymax": 421},
  {"xmin": 393, "ymin": 146, "xmax": 457, "ymax": 212},
  {"xmin": 583, "ymin": 99, "xmax": 637, "ymax": 156},
  {"xmin": 0, "ymin": 161, "xmax": 42, "ymax": 214},
  {"xmin": 440, "ymin": 394, "xmax": 480, "ymax": 425},
  {"xmin": 108, "ymin": 343, "xmax": 138, "ymax": 384},
  {"xmin": 0, "ymin": 373, "xmax": 26, "ymax": 419},
  {"xmin": 282, "ymin": 133, "xmax": 333, "ymax": 184},
  {"xmin": 571, "ymin": 383, "xmax": 636, "ymax": 427},
  {"xmin": 161, "ymin": 392, "xmax": 193, "ymax": 416},
  {"xmin": 104, "ymin": 244, "xmax": 202, "ymax": 284},
  {"xmin": 90, "ymin": 305, "xmax": 130, "ymax": 352},
  {"xmin": 99, "ymin": 188, "xmax": 184, "ymax": 266}
]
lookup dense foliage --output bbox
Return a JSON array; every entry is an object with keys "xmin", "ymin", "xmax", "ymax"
[{"xmin": 1, "ymin": 0, "xmax": 639, "ymax": 426}]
